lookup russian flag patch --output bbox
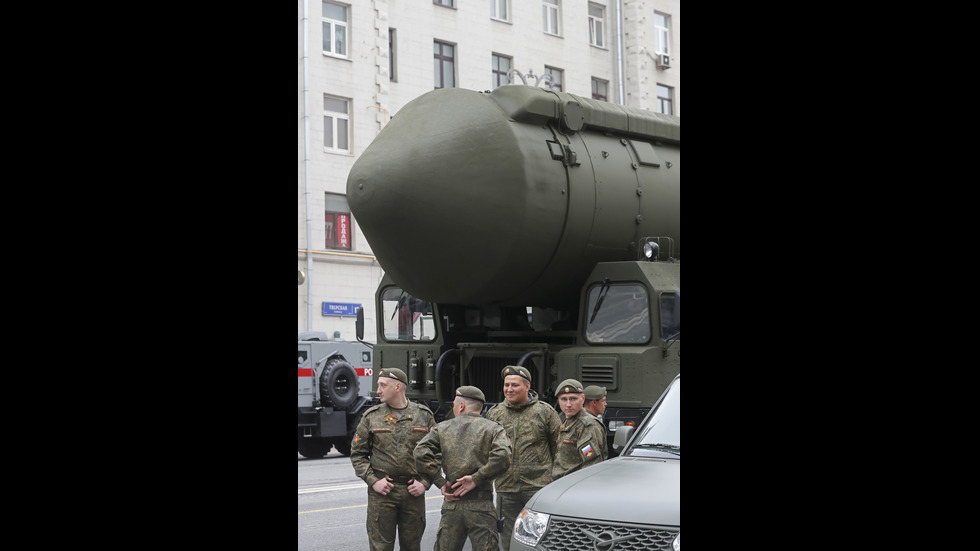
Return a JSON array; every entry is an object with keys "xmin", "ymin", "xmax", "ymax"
[{"xmin": 580, "ymin": 444, "xmax": 594, "ymax": 458}]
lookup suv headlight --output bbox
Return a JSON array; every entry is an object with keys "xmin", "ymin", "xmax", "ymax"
[
  {"xmin": 513, "ymin": 508, "xmax": 550, "ymax": 546},
  {"xmin": 673, "ymin": 533, "xmax": 680, "ymax": 551}
]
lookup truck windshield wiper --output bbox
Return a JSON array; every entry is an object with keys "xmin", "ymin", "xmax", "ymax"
[
  {"xmin": 589, "ymin": 278, "xmax": 611, "ymax": 324},
  {"xmin": 391, "ymin": 290, "xmax": 408, "ymax": 320}
]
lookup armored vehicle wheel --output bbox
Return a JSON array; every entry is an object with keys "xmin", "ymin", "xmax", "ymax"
[
  {"xmin": 298, "ymin": 438, "xmax": 331, "ymax": 459},
  {"xmin": 319, "ymin": 358, "xmax": 359, "ymax": 409},
  {"xmin": 333, "ymin": 437, "xmax": 352, "ymax": 456},
  {"xmin": 332, "ymin": 409, "xmax": 364, "ymax": 457}
]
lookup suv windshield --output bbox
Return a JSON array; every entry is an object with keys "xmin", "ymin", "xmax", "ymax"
[{"xmin": 624, "ymin": 376, "xmax": 680, "ymax": 457}]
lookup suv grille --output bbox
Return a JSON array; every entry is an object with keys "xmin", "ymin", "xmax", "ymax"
[{"xmin": 542, "ymin": 517, "xmax": 678, "ymax": 551}]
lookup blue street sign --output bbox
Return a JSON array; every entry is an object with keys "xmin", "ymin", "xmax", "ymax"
[{"xmin": 321, "ymin": 302, "xmax": 361, "ymax": 317}]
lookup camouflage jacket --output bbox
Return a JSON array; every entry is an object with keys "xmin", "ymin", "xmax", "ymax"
[
  {"xmin": 485, "ymin": 391, "xmax": 561, "ymax": 492},
  {"xmin": 350, "ymin": 401, "xmax": 436, "ymax": 488},
  {"xmin": 414, "ymin": 412, "xmax": 512, "ymax": 493},
  {"xmin": 552, "ymin": 409, "xmax": 606, "ymax": 479}
]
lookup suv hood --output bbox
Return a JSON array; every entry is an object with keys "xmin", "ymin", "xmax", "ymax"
[{"xmin": 525, "ymin": 456, "xmax": 680, "ymax": 526}]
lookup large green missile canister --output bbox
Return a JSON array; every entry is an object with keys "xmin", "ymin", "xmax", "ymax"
[{"xmin": 347, "ymin": 85, "xmax": 679, "ymax": 308}]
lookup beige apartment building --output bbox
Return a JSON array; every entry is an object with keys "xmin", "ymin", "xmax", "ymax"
[{"xmin": 298, "ymin": 0, "xmax": 680, "ymax": 340}]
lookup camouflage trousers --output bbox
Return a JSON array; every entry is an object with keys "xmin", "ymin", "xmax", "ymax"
[
  {"xmin": 435, "ymin": 499, "xmax": 499, "ymax": 551},
  {"xmin": 365, "ymin": 484, "xmax": 426, "ymax": 551},
  {"xmin": 498, "ymin": 489, "xmax": 541, "ymax": 551}
]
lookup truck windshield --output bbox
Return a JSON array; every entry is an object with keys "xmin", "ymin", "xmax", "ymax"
[
  {"xmin": 585, "ymin": 283, "xmax": 651, "ymax": 344},
  {"xmin": 381, "ymin": 287, "xmax": 435, "ymax": 342}
]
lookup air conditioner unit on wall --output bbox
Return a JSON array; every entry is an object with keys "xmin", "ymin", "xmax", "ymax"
[{"xmin": 658, "ymin": 54, "xmax": 671, "ymax": 68}]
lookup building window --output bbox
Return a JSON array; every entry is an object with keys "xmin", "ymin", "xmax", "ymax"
[
  {"xmin": 588, "ymin": 3, "xmax": 605, "ymax": 48},
  {"xmin": 491, "ymin": 0, "xmax": 509, "ymax": 22},
  {"xmin": 434, "ymin": 0, "xmax": 454, "ymax": 7},
  {"xmin": 656, "ymin": 84, "xmax": 674, "ymax": 115},
  {"xmin": 654, "ymin": 13, "xmax": 671, "ymax": 55},
  {"xmin": 325, "ymin": 194, "xmax": 352, "ymax": 251},
  {"xmin": 492, "ymin": 54, "xmax": 512, "ymax": 89},
  {"xmin": 543, "ymin": 0, "xmax": 560, "ymax": 36},
  {"xmin": 545, "ymin": 66, "xmax": 563, "ymax": 91},
  {"xmin": 592, "ymin": 78, "xmax": 608, "ymax": 101},
  {"xmin": 389, "ymin": 29, "xmax": 397, "ymax": 82},
  {"xmin": 434, "ymin": 41, "xmax": 456, "ymax": 89},
  {"xmin": 323, "ymin": 95, "xmax": 350, "ymax": 153},
  {"xmin": 322, "ymin": 2, "xmax": 348, "ymax": 57}
]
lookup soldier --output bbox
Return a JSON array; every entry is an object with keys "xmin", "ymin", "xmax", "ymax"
[
  {"xmin": 553, "ymin": 379, "xmax": 606, "ymax": 479},
  {"xmin": 486, "ymin": 366, "xmax": 561, "ymax": 551},
  {"xmin": 415, "ymin": 386, "xmax": 512, "ymax": 551},
  {"xmin": 350, "ymin": 368, "xmax": 436, "ymax": 551},
  {"xmin": 583, "ymin": 385, "xmax": 608, "ymax": 460}
]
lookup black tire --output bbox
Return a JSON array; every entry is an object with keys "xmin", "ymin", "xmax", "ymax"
[
  {"xmin": 298, "ymin": 438, "xmax": 331, "ymax": 459},
  {"xmin": 319, "ymin": 358, "xmax": 359, "ymax": 409},
  {"xmin": 333, "ymin": 409, "xmax": 364, "ymax": 457}
]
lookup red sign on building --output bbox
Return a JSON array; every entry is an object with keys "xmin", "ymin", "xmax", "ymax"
[{"xmin": 326, "ymin": 211, "xmax": 352, "ymax": 250}]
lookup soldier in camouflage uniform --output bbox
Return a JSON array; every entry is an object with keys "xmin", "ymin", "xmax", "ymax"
[
  {"xmin": 583, "ymin": 385, "xmax": 608, "ymax": 460},
  {"xmin": 415, "ymin": 386, "xmax": 512, "ymax": 551},
  {"xmin": 552, "ymin": 378, "xmax": 606, "ymax": 479},
  {"xmin": 485, "ymin": 366, "xmax": 561, "ymax": 551},
  {"xmin": 350, "ymin": 368, "xmax": 436, "ymax": 551}
]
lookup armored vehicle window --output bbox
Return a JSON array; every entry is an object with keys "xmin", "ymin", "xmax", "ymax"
[
  {"xmin": 381, "ymin": 287, "xmax": 435, "ymax": 342},
  {"xmin": 660, "ymin": 292, "xmax": 679, "ymax": 340},
  {"xmin": 585, "ymin": 283, "xmax": 651, "ymax": 344}
]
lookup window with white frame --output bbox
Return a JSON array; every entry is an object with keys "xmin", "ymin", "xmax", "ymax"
[
  {"xmin": 322, "ymin": 2, "xmax": 348, "ymax": 57},
  {"xmin": 656, "ymin": 84, "xmax": 674, "ymax": 115},
  {"xmin": 492, "ymin": 54, "xmax": 512, "ymax": 89},
  {"xmin": 655, "ymin": 13, "xmax": 670, "ymax": 55},
  {"xmin": 323, "ymin": 95, "xmax": 350, "ymax": 153},
  {"xmin": 491, "ymin": 0, "xmax": 509, "ymax": 22},
  {"xmin": 545, "ymin": 66, "xmax": 563, "ymax": 91},
  {"xmin": 434, "ymin": 41, "xmax": 456, "ymax": 89},
  {"xmin": 543, "ymin": 0, "xmax": 560, "ymax": 35},
  {"xmin": 434, "ymin": 0, "xmax": 454, "ymax": 7},
  {"xmin": 588, "ymin": 3, "xmax": 605, "ymax": 48},
  {"xmin": 592, "ymin": 78, "xmax": 608, "ymax": 101}
]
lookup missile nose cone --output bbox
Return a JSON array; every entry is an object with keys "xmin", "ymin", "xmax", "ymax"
[{"xmin": 347, "ymin": 88, "xmax": 566, "ymax": 305}]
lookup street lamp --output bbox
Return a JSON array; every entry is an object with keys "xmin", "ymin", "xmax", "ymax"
[{"xmin": 507, "ymin": 68, "xmax": 554, "ymax": 89}]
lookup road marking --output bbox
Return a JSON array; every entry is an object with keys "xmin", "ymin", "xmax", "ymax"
[{"xmin": 299, "ymin": 483, "xmax": 366, "ymax": 495}]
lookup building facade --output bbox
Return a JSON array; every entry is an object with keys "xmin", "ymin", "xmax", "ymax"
[{"xmin": 298, "ymin": 0, "xmax": 679, "ymax": 340}]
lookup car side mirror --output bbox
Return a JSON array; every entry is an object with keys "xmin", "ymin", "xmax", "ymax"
[{"xmin": 613, "ymin": 425, "xmax": 635, "ymax": 449}]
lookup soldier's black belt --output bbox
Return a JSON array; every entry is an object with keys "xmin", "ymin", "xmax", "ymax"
[
  {"xmin": 455, "ymin": 490, "xmax": 493, "ymax": 501},
  {"xmin": 377, "ymin": 472, "xmax": 415, "ymax": 484}
]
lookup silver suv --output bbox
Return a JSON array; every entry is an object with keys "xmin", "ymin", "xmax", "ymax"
[{"xmin": 510, "ymin": 375, "xmax": 680, "ymax": 551}]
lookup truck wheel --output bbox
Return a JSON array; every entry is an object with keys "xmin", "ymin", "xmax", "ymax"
[
  {"xmin": 333, "ymin": 409, "xmax": 364, "ymax": 457},
  {"xmin": 319, "ymin": 358, "xmax": 359, "ymax": 409},
  {"xmin": 298, "ymin": 438, "xmax": 331, "ymax": 459}
]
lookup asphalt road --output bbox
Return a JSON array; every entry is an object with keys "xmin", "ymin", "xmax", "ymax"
[{"xmin": 299, "ymin": 450, "xmax": 484, "ymax": 550}]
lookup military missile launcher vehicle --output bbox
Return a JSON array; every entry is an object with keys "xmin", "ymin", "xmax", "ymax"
[{"xmin": 348, "ymin": 85, "xmax": 679, "ymax": 454}]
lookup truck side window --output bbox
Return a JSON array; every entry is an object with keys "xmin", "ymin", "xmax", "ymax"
[
  {"xmin": 585, "ymin": 283, "xmax": 651, "ymax": 344},
  {"xmin": 380, "ymin": 287, "xmax": 436, "ymax": 342},
  {"xmin": 660, "ymin": 292, "xmax": 680, "ymax": 340}
]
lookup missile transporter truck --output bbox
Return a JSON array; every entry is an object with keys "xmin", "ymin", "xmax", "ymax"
[
  {"xmin": 297, "ymin": 331, "xmax": 374, "ymax": 458},
  {"xmin": 348, "ymin": 85, "xmax": 679, "ymax": 454}
]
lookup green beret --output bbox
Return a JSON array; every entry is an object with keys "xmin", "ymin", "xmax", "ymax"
[
  {"xmin": 556, "ymin": 379, "xmax": 584, "ymax": 396},
  {"xmin": 455, "ymin": 385, "xmax": 486, "ymax": 403},
  {"xmin": 378, "ymin": 368, "xmax": 407, "ymax": 385},
  {"xmin": 584, "ymin": 385, "xmax": 606, "ymax": 400},
  {"xmin": 501, "ymin": 365, "xmax": 532, "ymax": 382}
]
